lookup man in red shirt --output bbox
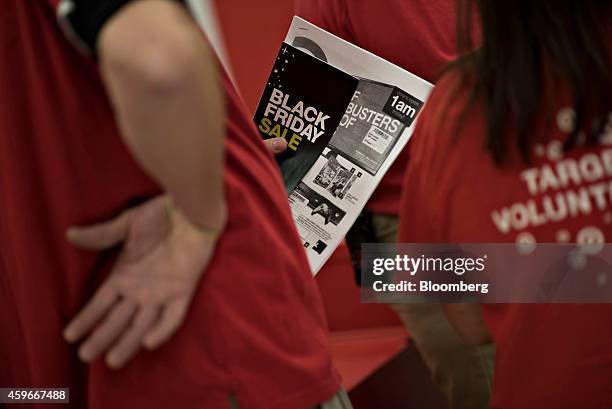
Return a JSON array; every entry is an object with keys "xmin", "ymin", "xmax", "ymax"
[
  {"xmin": 0, "ymin": 1, "xmax": 351, "ymax": 408},
  {"xmin": 399, "ymin": 0, "xmax": 612, "ymax": 407},
  {"xmin": 295, "ymin": 2, "xmax": 492, "ymax": 408}
]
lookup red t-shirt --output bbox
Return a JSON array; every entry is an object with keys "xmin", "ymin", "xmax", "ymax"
[
  {"xmin": 0, "ymin": 2, "xmax": 339, "ymax": 409},
  {"xmin": 296, "ymin": 0, "xmax": 456, "ymax": 215},
  {"xmin": 399, "ymin": 70, "xmax": 612, "ymax": 408}
]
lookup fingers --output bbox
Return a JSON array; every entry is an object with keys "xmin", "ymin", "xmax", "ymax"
[
  {"xmin": 77, "ymin": 300, "xmax": 137, "ymax": 363},
  {"xmin": 263, "ymin": 137, "xmax": 287, "ymax": 156},
  {"xmin": 64, "ymin": 284, "xmax": 120, "ymax": 344},
  {"xmin": 66, "ymin": 211, "xmax": 131, "ymax": 251},
  {"xmin": 106, "ymin": 306, "xmax": 159, "ymax": 369},
  {"xmin": 143, "ymin": 297, "xmax": 190, "ymax": 350},
  {"xmin": 71, "ymin": 297, "xmax": 190, "ymax": 367}
]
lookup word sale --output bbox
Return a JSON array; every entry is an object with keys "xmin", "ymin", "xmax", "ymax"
[{"xmin": 259, "ymin": 88, "xmax": 330, "ymax": 150}]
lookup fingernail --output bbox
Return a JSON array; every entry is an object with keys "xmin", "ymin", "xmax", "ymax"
[
  {"xmin": 272, "ymin": 138, "xmax": 286, "ymax": 152},
  {"xmin": 142, "ymin": 337, "xmax": 154, "ymax": 350},
  {"xmin": 63, "ymin": 327, "xmax": 75, "ymax": 342},
  {"xmin": 65, "ymin": 227, "xmax": 80, "ymax": 243},
  {"xmin": 78, "ymin": 347, "xmax": 93, "ymax": 363},
  {"xmin": 106, "ymin": 354, "xmax": 121, "ymax": 370}
]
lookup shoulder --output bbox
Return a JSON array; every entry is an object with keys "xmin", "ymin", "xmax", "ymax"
[
  {"xmin": 413, "ymin": 68, "xmax": 482, "ymax": 150},
  {"xmin": 426, "ymin": 69, "xmax": 472, "ymax": 123}
]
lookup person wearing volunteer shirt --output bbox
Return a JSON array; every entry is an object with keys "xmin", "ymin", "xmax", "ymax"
[
  {"xmin": 296, "ymin": 1, "xmax": 493, "ymax": 408},
  {"xmin": 0, "ymin": 1, "xmax": 353, "ymax": 408},
  {"xmin": 400, "ymin": 0, "xmax": 612, "ymax": 408}
]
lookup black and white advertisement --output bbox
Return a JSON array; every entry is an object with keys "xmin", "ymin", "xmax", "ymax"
[
  {"xmin": 254, "ymin": 43, "xmax": 358, "ymax": 193},
  {"xmin": 331, "ymin": 79, "xmax": 424, "ymax": 175},
  {"xmin": 256, "ymin": 17, "xmax": 433, "ymax": 274}
]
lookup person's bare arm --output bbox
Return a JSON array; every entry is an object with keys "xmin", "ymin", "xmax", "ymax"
[
  {"xmin": 61, "ymin": 0, "xmax": 290, "ymax": 369},
  {"xmin": 62, "ymin": 0, "xmax": 229, "ymax": 369},
  {"xmin": 97, "ymin": 0, "xmax": 225, "ymax": 229}
]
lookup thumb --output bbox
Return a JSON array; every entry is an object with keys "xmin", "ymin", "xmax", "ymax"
[
  {"xmin": 263, "ymin": 138, "xmax": 288, "ymax": 156},
  {"xmin": 66, "ymin": 212, "xmax": 130, "ymax": 251}
]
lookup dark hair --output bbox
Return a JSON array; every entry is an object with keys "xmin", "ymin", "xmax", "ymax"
[{"xmin": 450, "ymin": 0, "xmax": 611, "ymax": 164}]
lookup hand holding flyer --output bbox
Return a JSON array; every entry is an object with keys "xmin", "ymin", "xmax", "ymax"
[{"xmin": 255, "ymin": 17, "xmax": 434, "ymax": 274}]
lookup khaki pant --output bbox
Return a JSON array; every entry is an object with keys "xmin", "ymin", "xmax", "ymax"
[
  {"xmin": 372, "ymin": 214, "xmax": 495, "ymax": 409},
  {"xmin": 229, "ymin": 389, "xmax": 353, "ymax": 409}
]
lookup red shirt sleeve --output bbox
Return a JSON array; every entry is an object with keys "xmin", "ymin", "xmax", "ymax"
[
  {"xmin": 398, "ymin": 86, "xmax": 450, "ymax": 243},
  {"xmin": 295, "ymin": 0, "xmax": 355, "ymax": 43},
  {"xmin": 398, "ymin": 126, "xmax": 439, "ymax": 243}
]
